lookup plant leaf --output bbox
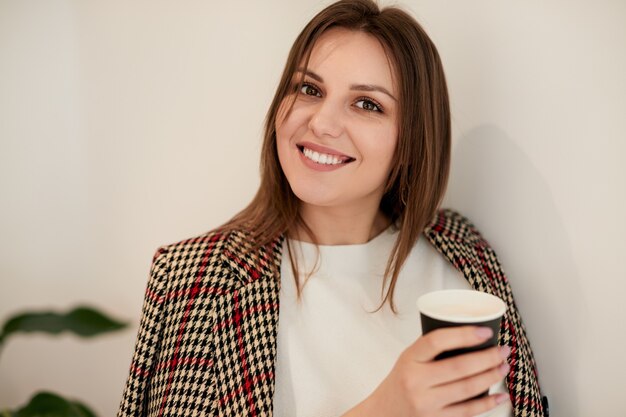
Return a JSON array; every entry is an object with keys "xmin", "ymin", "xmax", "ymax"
[
  {"xmin": 1, "ymin": 408, "xmax": 17, "ymax": 417},
  {"xmin": 67, "ymin": 402, "xmax": 95, "ymax": 417},
  {"xmin": 12, "ymin": 391, "xmax": 97, "ymax": 417},
  {"xmin": 0, "ymin": 306, "xmax": 127, "ymax": 344}
]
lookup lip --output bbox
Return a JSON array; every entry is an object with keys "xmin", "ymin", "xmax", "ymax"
[
  {"xmin": 295, "ymin": 142, "xmax": 355, "ymax": 172},
  {"xmin": 296, "ymin": 141, "xmax": 355, "ymax": 161}
]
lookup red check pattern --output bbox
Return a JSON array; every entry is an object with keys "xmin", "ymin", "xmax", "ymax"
[{"xmin": 117, "ymin": 209, "xmax": 546, "ymax": 417}]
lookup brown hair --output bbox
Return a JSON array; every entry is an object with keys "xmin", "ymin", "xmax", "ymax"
[{"xmin": 224, "ymin": 0, "xmax": 450, "ymax": 312}]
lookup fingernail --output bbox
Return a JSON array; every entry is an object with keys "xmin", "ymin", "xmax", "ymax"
[
  {"xmin": 475, "ymin": 327, "xmax": 493, "ymax": 339},
  {"xmin": 499, "ymin": 346, "xmax": 511, "ymax": 359},
  {"xmin": 499, "ymin": 363, "xmax": 510, "ymax": 376},
  {"xmin": 495, "ymin": 393, "xmax": 509, "ymax": 404}
]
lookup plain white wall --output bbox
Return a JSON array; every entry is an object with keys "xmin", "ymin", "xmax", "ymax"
[{"xmin": 0, "ymin": 0, "xmax": 624, "ymax": 416}]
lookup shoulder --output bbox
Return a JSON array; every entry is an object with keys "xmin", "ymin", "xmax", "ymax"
[
  {"xmin": 423, "ymin": 209, "xmax": 510, "ymax": 290},
  {"xmin": 151, "ymin": 226, "xmax": 283, "ymax": 292},
  {"xmin": 423, "ymin": 208, "xmax": 490, "ymax": 248},
  {"xmin": 424, "ymin": 209, "xmax": 506, "ymax": 283},
  {"xmin": 156, "ymin": 227, "xmax": 232, "ymax": 263},
  {"xmin": 423, "ymin": 208, "xmax": 501, "ymax": 266}
]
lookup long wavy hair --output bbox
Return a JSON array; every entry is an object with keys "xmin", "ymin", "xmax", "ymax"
[{"xmin": 224, "ymin": 0, "xmax": 451, "ymax": 312}]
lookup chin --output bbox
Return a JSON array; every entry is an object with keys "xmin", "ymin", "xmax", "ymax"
[{"xmin": 289, "ymin": 182, "xmax": 342, "ymax": 209}]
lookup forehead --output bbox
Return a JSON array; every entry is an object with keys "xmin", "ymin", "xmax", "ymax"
[{"xmin": 303, "ymin": 28, "xmax": 397, "ymax": 92}]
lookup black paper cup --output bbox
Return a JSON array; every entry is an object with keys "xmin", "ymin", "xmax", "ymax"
[{"xmin": 417, "ymin": 290, "xmax": 506, "ymax": 398}]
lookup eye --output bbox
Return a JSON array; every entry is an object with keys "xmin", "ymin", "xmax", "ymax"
[
  {"xmin": 299, "ymin": 82, "xmax": 322, "ymax": 97},
  {"xmin": 355, "ymin": 97, "xmax": 383, "ymax": 113}
]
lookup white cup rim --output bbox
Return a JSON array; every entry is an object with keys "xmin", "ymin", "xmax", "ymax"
[{"xmin": 416, "ymin": 289, "xmax": 507, "ymax": 323}]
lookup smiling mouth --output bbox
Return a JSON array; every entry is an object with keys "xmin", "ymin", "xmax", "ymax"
[{"xmin": 297, "ymin": 145, "xmax": 355, "ymax": 165}]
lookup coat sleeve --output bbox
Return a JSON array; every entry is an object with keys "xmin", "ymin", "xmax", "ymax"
[{"xmin": 117, "ymin": 247, "xmax": 170, "ymax": 417}]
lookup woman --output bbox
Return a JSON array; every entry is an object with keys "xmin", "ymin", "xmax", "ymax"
[{"xmin": 117, "ymin": 1, "xmax": 547, "ymax": 416}]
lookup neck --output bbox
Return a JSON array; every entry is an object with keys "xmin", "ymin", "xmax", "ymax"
[{"xmin": 293, "ymin": 203, "xmax": 391, "ymax": 245}]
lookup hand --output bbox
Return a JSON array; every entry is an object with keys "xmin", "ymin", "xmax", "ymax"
[{"xmin": 342, "ymin": 326, "xmax": 511, "ymax": 417}]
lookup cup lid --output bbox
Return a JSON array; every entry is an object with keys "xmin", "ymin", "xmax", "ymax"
[{"xmin": 416, "ymin": 289, "xmax": 506, "ymax": 323}]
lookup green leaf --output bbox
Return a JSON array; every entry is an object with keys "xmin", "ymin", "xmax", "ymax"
[
  {"xmin": 66, "ymin": 403, "xmax": 95, "ymax": 417},
  {"xmin": 12, "ymin": 391, "xmax": 97, "ymax": 417},
  {"xmin": 0, "ymin": 306, "xmax": 127, "ymax": 344},
  {"xmin": 2, "ymin": 408, "xmax": 17, "ymax": 417}
]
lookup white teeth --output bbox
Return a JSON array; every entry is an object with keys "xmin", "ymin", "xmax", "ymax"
[{"xmin": 302, "ymin": 147, "xmax": 344, "ymax": 165}]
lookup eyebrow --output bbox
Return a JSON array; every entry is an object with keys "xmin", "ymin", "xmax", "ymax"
[{"xmin": 296, "ymin": 68, "xmax": 397, "ymax": 102}]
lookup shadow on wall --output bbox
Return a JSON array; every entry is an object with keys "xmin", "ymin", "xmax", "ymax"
[{"xmin": 443, "ymin": 125, "xmax": 585, "ymax": 417}]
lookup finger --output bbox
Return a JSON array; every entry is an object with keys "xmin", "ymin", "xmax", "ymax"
[
  {"xmin": 410, "ymin": 326, "xmax": 494, "ymax": 362},
  {"xmin": 441, "ymin": 393, "xmax": 511, "ymax": 417},
  {"xmin": 427, "ymin": 344, "xmax": 511, "ymax": 386},
  {"xmin": 432, "ymin": 361, "xmax": 510, "ymax": 406}
]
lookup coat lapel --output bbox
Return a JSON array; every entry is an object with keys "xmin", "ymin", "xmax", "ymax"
[{"xmin": 209, "ymin": 231, "xmax": 284, "ymax": 416}]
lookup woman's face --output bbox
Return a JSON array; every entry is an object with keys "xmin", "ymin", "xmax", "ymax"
[{"xmin": 276, "ymin": 28, "xmax": 399, "ymax": 216}]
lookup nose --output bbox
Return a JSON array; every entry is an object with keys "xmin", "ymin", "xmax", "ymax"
[{"xmin": 308, "ymin": 99, "xmax": 343, "ymax": 139}]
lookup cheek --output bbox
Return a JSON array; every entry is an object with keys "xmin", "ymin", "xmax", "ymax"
[
  {"xmin": 276, "ymin": 129, "xmax": 290, "ymax": 174},
  {"xmin": 276, "ymin": 105, "xmax": 311, "ymax": 168},
  {"xmin": 382, "ymin": 124, "xmax": 399, "ymax": 158},
  {"xmin": 275, "ymin": 102, "xmax": 292, "ymax": 159},
  {"xmin": 371, "ymin": 134, "xmax": 398, "ymax": 186},
  {"xmin": 275, "ymin": 107, "xmax": 298, "ymax": 177},
  {"xmin": 385, "ymin": 134, "xmax": 398, "ymax": 166},
  {"xmin": 360, "ymin": 125, "xmax": 398, "ymax": 169},
  {"xmin": 275, "ymin": 94, "xmax": 304, "ymax": 135},
  {"xmin": 275, "ymin": 98, "xmax": 289, "ymax": 131}
]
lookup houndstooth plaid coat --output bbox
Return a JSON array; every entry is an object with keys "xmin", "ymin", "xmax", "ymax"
[{"xmin": 117, "ymin": 209, "xmax": 548, "ymax": 417}]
